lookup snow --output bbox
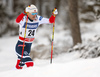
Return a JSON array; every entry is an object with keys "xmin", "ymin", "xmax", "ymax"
[
  {"xmin": 1, "ymin": 21, "xmax": 100, "ymax": 77},
  {"xmin": 0, "ymin": 36, "xmax": 17, "ymax": 72},
  {"xmin": 0, "ymin": 57, "xmax": 100, "ymax": 77}
]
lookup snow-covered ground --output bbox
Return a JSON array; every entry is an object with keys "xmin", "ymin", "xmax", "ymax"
[
  {"xmin": 0, "ymin": 57, "xmax": 100, "ymax": 77},
  {"xmin": 0, "ymin": 21, "xmax": 100, "ymax": 77},
  {"xmin": 0, "ymin": 36, "xmax": 18, "ymax": 72}
]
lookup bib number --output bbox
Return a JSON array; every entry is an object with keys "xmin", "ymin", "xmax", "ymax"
[{"xmin": 28, "ymin": 30, "xmax": 35, "ymax": 36}]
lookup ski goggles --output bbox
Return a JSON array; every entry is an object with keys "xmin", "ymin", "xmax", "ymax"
[{"xmin": 31, "ymin": 13, "xmax": 37, "ymax": 15}]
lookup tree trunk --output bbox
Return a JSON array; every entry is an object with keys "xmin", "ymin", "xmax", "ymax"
[
  {"xmin": 2, "ymin": 0, "xmax": 6, "ymax": 7},
  {"xmin": 31, "ymin": 0, "xmax": 36, "ymax": 5},
  {"xmin": 39, "ymin": 0, "xmax": 42, "ymax": 16},
  {"xmin": 55, "ymin": 0, "xmax": 61, "ymax": 9},
  {"xmin": 68, "ymin": 0, "xmax": 82, "ymax": 46},
  {"xmin": 8, "ymin": 0, "xmax": 13, "ymax": 16}
]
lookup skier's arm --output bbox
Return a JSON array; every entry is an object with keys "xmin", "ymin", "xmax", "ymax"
[
  {"xmin": 16, "ymin": 8, "xmax": 28, "ymax": 23},
  {"xmin": 39, "ymin": 16, "xmax": 55, "ymax": 25},
  {"xmin": 39, "ymin": 14, "xmax": 57, "ymax": 24},
  {"xmin": 16, "ymin": 5, "xmax": 32, "ymax": 23},
  {"xmin": 16, "ymin": 13, "xmax": 25, "ymax": 23},
  {"xmin": 39, "ymin": 8, "xmax": 58, "ymax": 24}
]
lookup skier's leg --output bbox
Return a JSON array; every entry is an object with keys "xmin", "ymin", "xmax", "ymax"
[
  {"xmin": 23, "ymin": 43, "xmax": 34, "ymax": 67},
  {"xmin": 15, "ymin": 40, "xmax": 33, "ymax": 68},
  {"xmin": 15, "ymin": 40, "xmax": 25, "ymax": 69}
]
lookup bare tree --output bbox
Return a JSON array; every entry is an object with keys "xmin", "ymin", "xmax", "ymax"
[{"xmin": 68, "ymin": 0, "xmax": 82, "ymax": 45}]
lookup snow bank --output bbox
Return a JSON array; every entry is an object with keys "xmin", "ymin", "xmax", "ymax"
[{"xmin": 68, "ymin": 35, "xmax": 100, "ymax": 58}]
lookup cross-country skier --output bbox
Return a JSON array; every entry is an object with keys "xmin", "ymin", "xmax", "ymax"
[{"xmin": 15, "ymin": 4, "xmax": 58, "ymax": 69}]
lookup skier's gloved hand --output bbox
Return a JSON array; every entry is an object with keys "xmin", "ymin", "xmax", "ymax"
[{"xmin": 52, "ymin": 8, "xmax": 58, "ymax": 16}]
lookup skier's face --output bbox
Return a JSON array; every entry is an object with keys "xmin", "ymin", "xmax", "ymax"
[{"xmin": 28, "ymin": 12, "xmax": 37, "ymax": 20}]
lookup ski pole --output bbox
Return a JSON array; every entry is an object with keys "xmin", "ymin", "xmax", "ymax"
[
  {"xmin": 20, "ymin": 14, "xmax": 28, "ymax": 69},
  {"xmin": 50, "ymin": 13, "xmax": 56, "ymax": 64}
]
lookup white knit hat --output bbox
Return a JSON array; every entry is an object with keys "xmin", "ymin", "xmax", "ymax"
[{"xmin": 26, "ymin": 4, "xmax": 38, "ymax": 13}]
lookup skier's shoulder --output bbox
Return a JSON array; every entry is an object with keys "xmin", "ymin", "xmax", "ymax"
[{"xmin": 37, "ymin": 15, "xmax": 43, "ymax": 21}]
